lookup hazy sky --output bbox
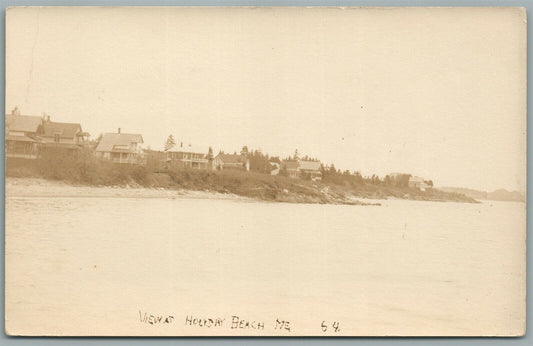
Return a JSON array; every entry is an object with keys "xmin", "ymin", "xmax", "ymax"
[{"xmin": 6, "ymin": 7, "xmax": 526, "ymax": 192}]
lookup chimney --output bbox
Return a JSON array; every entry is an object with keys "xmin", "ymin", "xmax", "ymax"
[{"xmin": 118, "ymin": 128, "xmax": 121, "ymax": 134}]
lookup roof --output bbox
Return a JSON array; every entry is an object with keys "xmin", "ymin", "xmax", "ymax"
[
  {"xmin": 42, "ymin": 121, "xmax": 82, "ymax": 139},
  {"xmin": 95, "ymin": 133, "xmax": 144, "ymax": 153},
  {"xmin": 5, "ymin": 115, "xmax": 43, "ymax": 133},
  {"xmin": 216, "ymin": 153, "xmax": 247, "ymax": 164},
  {"xmin": 409, "ymin": 176, "xmax": 425, "ymax": 183},
  {"xmin": 281, "ymin": 160, "xmax": 299, "ymax": 170},
  {"xmin": 299, "ymin": 160, "xmax": 321, "ymax": 171}
]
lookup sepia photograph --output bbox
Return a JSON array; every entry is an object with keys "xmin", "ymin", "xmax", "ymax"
[{"xmin": 4, "ymin": 6, "xmax": 527, "ymax": 336}]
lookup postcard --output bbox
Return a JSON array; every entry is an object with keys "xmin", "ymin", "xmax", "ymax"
[{"xmin": 4, "ymin": 6, "xmax": 527, "ymax": 336}]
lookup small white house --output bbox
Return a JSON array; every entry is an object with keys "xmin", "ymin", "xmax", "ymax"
[
  {"xmin": 270, "ymin": 162, "xmax": 280, "ymax": 175},
  {"xmin": 408, "ymin": 176, "xmax": 428, "ymax": 191}
]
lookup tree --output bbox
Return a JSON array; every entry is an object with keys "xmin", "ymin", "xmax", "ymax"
[
  {"xmin": 293, "ymin": 148, "xmax": 299, "ymax": 160},
  {"xmin": 95, "ymin": 133, "xmax": 103, "ymax": 144},
  {"xmin": 206, "ymin": 146, "xmax": 214, "ymax": 160},
  {"xmin": 371, "ymin": 174, "xmax": 382, "ymax": 186},
  {"xmin": 164, "ymin": 135, "xmax": 176, "ymax": 152},
  {"xmin": 241, "ymin": 146, "xmax": 249, "ymax": 156},
  {"xmin": 270, "ymin": 156, "xmax": 281, "ymax": 164},
  {"xmin": 394, "ymin": 174, "xmax": 411, "ymax": 188},
  {"xmin": 320, "ymin": 164, "xmax": 328, "ymax": 179},
  {"xmin": 352, "ymin": 171, "xmax": 363, "ymax": 185},
  {"xmin": 248, "ymin": 148, "xmax": 271, "ymax": 174}
]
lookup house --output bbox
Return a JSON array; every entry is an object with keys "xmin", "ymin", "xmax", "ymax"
[
  {"xmin": 95, "ymin": 129, "xmax": 145, "ymax": 164},
  {"xmin": 41, "ymin": 118, "xmax": 89, "ymax": 147},
  {"xmin": 5, "ymin": 114, "xmax": 43, "ymax": 159},
  {"xmin": 270, "ymin": 161, "xmax": 280, "ymax": 175},
  {"xmin": 213, "ymin": 153, "xmax": 250, "ymax": 171},
  {"xmin": 39, "ymin": 117, "xmax": 90, "ymax": 155},
  {"xmin": 298, "ymin": 160, "xmax": 322, "ymax": 180},
  {"xmin": 6, "ymin": 110, "xmax": 90, "ymax": 159},
  {"xmin": 281, "ymin": 160, "xmax": 300, "ymax": 178},
  {"xmin": 166, "ymin": 143, "xmax": 212, "ymax": 170},
  {"xmin": 280, "ymin": 159, "xmax": 322, "ymax": 180},
  {"xmin": 408, "ymin": 176, "xmax": 428, "ymax": 191}
]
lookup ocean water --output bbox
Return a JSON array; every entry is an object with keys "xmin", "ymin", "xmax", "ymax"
[{"xmin": 5, "ymin": 196, "xmax": 526, "ymax": 336}]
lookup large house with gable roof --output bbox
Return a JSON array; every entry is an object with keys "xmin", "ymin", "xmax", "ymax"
[
  {"xmin": 6, "ymin": 111, "xmax": 89, "ymax": 159},
  {"xmin": 5, "ymin": 114, "xmax": 43, "ymax": 159},
  {"xmin": 279, "ymin": 159, "xmax": 322, "ymax": 180},
  {"xmin": 213, "ymin": 153, "xmax": 250, "ymax": 171},
  {"xmin": 95, "ymin": 128, "xmax": 145, "ymax": 164}
]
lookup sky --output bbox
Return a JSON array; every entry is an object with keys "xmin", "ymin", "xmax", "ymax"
[{"xmin": 5, "ymin": 7, "xmax": 527, "ymax": 192}]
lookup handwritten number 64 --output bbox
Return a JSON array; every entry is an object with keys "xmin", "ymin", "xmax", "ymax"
[{"xmin": 321, "ymin": 321, "xmax": 340, "ymax": 332}]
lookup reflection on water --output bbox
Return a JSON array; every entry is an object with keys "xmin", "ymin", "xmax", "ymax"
[{"xmin": 5, "ymin": 196, "xmax": 526, "ymax": 336}]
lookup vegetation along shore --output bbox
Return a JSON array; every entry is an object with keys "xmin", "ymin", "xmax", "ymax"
[{"xmin": 6, "ymin": 150, "xmax": 477, "ymax": 205}]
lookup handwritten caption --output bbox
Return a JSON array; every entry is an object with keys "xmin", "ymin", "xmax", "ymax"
[{"xmin": 139, "ymin": 310, "xmax": 341, "ymax": 334}]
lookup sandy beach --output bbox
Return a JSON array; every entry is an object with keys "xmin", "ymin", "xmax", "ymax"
[{"xmin": 5, "ymin": 177, "xmax": 252, "ymax": 201}]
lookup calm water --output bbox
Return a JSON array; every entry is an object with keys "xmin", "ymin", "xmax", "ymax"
[{"xmin": 5, "ymin": 196, "xmax": 526, "ymax": 336}]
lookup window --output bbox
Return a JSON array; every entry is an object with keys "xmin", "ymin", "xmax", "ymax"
[{"xmin": 54, "ymin": 133, "xmax": 60, "ymax": 142}]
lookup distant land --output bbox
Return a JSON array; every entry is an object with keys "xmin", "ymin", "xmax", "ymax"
[{"xmin": 438, "ymin": 187, "xmax": 525, "ymax": 203}]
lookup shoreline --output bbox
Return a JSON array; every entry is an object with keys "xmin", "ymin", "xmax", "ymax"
[
  {"xmin": 5, "ymin": 178, "xmax": 252, "ymax": 201},
  {"xmin": 5, "ymin": 158, "xmax": 477, "ymax": 205},
  {"xmin": 6, "ymin": 174, "xmax": 482, "ymax": 205},
  {"xmin": 5, "ymin": 178, "xmax": 380, "ymax": 206}
]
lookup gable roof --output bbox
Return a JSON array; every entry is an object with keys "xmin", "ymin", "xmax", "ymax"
[
  {"xmin": 42, "ymin": 121, "xmax": 82, "ymax": 139},
  {"xmin": 95, "ymin": 133, "xmax": 144, "ymax": 153},
  {"xmin": 5, "ymin": 115, "xmax": 43, "ymax": 133},
  {"xmin": 299, "ymin": 160, "xmax": 321, "ymax": 171},
  {"xmin": 216, "ymin": 153, "xmax": 247, "ymax": 164},
  {"xmin": 281, "ymin": 160, "xmax": 322, "ymax": 172},
  {"xmin": 281, "ymin": 160, "xmax": 299, "ymax": 170}
]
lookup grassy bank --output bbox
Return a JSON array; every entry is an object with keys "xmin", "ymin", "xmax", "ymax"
[{"xmin": 6, "ymin": 155, "xmax": 477, "ymax": 205}]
